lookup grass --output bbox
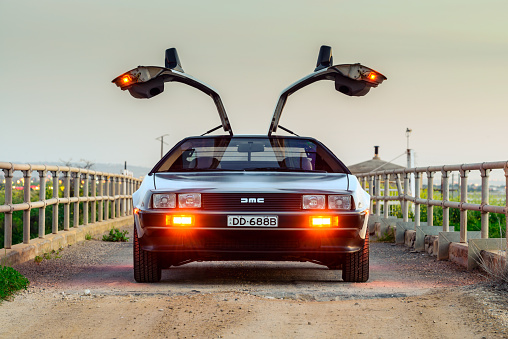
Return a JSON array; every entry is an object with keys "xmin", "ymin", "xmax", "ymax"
[
  {"xmin": 34, "ymin": 248, "xmax": 63, "ymax": 264},
  {"xmin": 471, "ymin": 223, "xmax": 508, "ymax": 286},
  {"xmin": 102, "ymin": 228, "xmax": 129, "ymax": 242},
  {"xmin": 85, "ymin": 232, "xmax": 93, "ymax": 241},
  {"xmin": 376, "ymin": 229, "xmax": 396, "ymax": 243},
  {"xmin": 0, "ymin": 265, "xmax": 30, "ymax": 301}
]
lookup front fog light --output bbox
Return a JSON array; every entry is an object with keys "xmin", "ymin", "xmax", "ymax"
[
  {"xmin": 328, "ymin": 195, "xmax": 352, "ymax": 210},
  {"xmin": 179, "ymin": 193, "xmax": 201, "ymax": 208},
  {"xmin": 153, "ymin": 193, "xmax": 176, "ymax": 208},
  {"xmin": 302, "ymin": 195, "xmax": 325, "ymax": 209}
]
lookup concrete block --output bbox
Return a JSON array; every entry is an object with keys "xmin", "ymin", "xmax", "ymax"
[
  {"xmin": 433, "ymin": 238, "xmax": 439, "ymax": 257},
  {"xmin": 479, "ymin": 249, "xmax": 507, "ymax": 275},
  {"xmin": 395, "ymin": 222, "xmax": 414, "ymax": 244},
  {"xmin": 368, "ymin": 215, "xmax": 381, "ymax": 234},
  {"xmin": 375, "ymin": 217, "xmax": 400, "ymax": 238},
  {"xmin": 415, "ymin": 226, "xmax": 443, "ymax": 252},
  {"xmin": 405, "ymin": 230, "xmax": 416, "ymax": 248},
  {"xmin": 468, "ymin": 238, "xmax": 507, "ymax": 271},
  {"xmin": 374, "ymin": 222, "xmax": 382, "ymax": 237},
  {"xmin": 437, "ymin": 231, "xmax": 481, "ymax": 261},
  {"xmin": 449, "ymin": 242, "xmax": 469, "ymax": 268},
  {"xmin": 425, "ymin": 235, "xmax": 438, "ymax": 255}
]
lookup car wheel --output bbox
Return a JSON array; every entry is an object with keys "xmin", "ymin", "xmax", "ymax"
[
  {"xmin": 342, "ymin": 232, "xmax": 369, "ymax": 282},
  {"xmin": 133, "ymin": 226, "xmax": 161, "ymax": 283}
]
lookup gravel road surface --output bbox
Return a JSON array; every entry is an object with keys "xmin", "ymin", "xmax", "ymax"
[{"xmin": 1, "ymin": 225, "xmax": 507, "ymax": 338}]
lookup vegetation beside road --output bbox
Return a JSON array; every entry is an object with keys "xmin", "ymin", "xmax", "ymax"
[
  {"xmin": 0, "ymin": 264, "xmax": 29, "ymax": 302},
  {"xmin": 386, "ymin": 188, "xmax": 506, "ymax": 238}
]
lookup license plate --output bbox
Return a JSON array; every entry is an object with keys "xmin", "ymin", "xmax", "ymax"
[{"xmin": 227, "ymin": 215, "xmax": 278, "ymax": 227}]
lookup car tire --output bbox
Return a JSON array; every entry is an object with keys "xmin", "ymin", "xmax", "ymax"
[
  {"xmin": 133, "ymin": 226, "xmax": 161, "ymax": 283},
  {"xmin": 342, "ymin": 232, "xmax": 369, "ymax": 282}
]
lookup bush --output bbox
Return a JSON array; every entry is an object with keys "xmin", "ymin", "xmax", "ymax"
[
  {"xmin": 0, "ymin": 265, "xmax": 30, "ymax": 301},
  {"xmin": 102, "ymin": 228, "xmax": 129, "ymax": 242}
]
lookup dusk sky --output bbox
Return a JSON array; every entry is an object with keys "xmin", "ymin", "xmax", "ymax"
[{"xmin": 1, "ymin": 1, "xmax": 507, "ymax": 182}]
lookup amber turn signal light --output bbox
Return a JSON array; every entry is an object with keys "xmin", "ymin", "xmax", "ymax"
[
  {"xmin": 310, "ymin": 216, "xmax": 338, "ymax": 227},
  {"xmin": 166, "ymin": 215, "xmax": 195, "ymax": 226}
]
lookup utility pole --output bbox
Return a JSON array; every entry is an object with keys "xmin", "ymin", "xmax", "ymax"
[
  {"xmin": 155, "ymin": 134, "xmax": 170, "ymax": 158},
  {"xmin": 406, "ymin": 128, "xmax": 415, "ymax": 213}
]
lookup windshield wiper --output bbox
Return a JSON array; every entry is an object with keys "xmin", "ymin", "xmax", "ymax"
[
  {"xmin": 159, "ymin": 168, "xmax": 242, "ymax": 173},
  {"xmin": 242, "ymin": 167, "xmax": 325, "ymax": 173}
]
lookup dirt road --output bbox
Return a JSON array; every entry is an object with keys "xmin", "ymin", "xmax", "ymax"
[{"xmin": 1, "ymin": 228, "xmax": 507, "ymax": 338}]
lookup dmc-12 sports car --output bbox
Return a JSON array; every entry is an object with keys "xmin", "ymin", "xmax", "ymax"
[{"xmin": 112, "ymin": 46, "xmax": 386, "ymax": 283}]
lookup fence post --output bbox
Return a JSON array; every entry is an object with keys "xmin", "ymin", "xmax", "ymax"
[
  {"xmin": 98, "ymin": 175, "xmax": 104, "ymax": 222},
  {"xmin": 63, "ymin": 170, "xmax": 70, "ymax": 231},
  {"xmin": 368, "ymin": 175, "xmax": 374, "ymax": 212},
  {"xmin": 121, "ymin": 177, "xmax": 126, "ymax": 217},
  {"xmin": 414, "ymin": 171, "xmax": 421, "ymax": 229},
  {"xmin": 51, "ymin": 170, "xmax": 59, "ymax": 234},
  {"xmin": 73, "ymin": 171, "xmax": 80, "ymax": 228},
  {"xmin": 111, "ymin": 177, "xmax": 116, "ymax": 219},
  {"xmin": 104, "ymin": 176, "xmax": 110, "ymax": 220},
  {"xmin": 459, "ymin": 167, "xmax": 470, "ymax": 243},
  {"xmin": 403, "ymin": 172, "xmax": 409, "ymax": 222},
  {"xmin": 91, "ymin": 174, "xmax": 96, "ymax": 224},
  {"xmin": 384, "ymin": 173, "xmax": 390, "ymax": 219},
  {"xmin": 38, "ymin": 169, "xmax": 47, "ymax": 238},
  {"xmin": 3, "ymin": 168, "xmax": 13, "ymax": 249},
  {"xmin": 480, "ymin": 165, "xmax": 490, "ymax": 239},
  {"xmin": 426, "ymin": 170, "xmax": 434, "ymax": 227},
  {"xmin": 22, "ymin": 169, "xmax": 32, "ymax": 244},
  {"xmin": 441, "ymin": 169, "xmax": 450, "ymax": 232},
  {"xmin": 115, "ymin": 177, "xmax": 122, "ymax": 218},
  {"xmin": 131, "ymin": 178, "xmax": 134, "ymax": 214},
  {"xmin": 83, "ymin": 172, "xmax": 89, "ymax": 225},
  {"xmin": 505, "ymin": 163, "xmax": 508, "ymax": 250},
  {"xmin": 375, "ymin": 174, "xmax": 381, "ymax": 216},
  {"xmin": 127, "ymin": 178, "xmax": 132, "ymax": 215}
]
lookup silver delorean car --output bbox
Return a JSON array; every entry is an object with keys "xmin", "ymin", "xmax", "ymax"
[{"xmin": 112, "ymin": 46, "xmax": 386, "ymax": 283}]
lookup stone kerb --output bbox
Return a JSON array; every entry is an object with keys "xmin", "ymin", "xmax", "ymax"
[
  {"xmin": 395, "ymin": 221, "xmax": 427, "ymax": 244},
  {"xmin": 468, "ymin": 238, "xmax": 508, "ymax": 271},
  {"xmin": 480, "ymin": 249, "xmax": 507, "ymax": 275},
  {"xmin": 368, "ymin": 214, "xmax": 381, "ymax": 235},
  {"xmin": 405, "ymin": 230, "xmax": 416, "ymax": 248},
  {"xmin": 437, "ymin": 231, "xmax": 481, "ymax": 261},
  {"xmin": 374, "ymin": 217, "xmax": 400, "ymax": 238},
  {"xmin": 0, "ymin": 216, "xmax": 133, "ymax": 266},
  {"xmin": 449, "ymin": 243, "xmax": 469, "ymax": 268},
  {"xmin": 415, "ymin": 226, "xmax": 442, "ymax": 252}
]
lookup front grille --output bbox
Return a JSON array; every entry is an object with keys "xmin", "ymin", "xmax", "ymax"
[{"xmin": 202, "ymin": 193, "xmax": 302, "ymax": 211}]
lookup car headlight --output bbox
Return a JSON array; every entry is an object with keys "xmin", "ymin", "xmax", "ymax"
[
  {"xmin": 153, "ymin": 193, "xmax": 176, "ymax": 208},
  {"xmin": 302, "ymin": 195, "xmax": 325, "ymax": 209},
  {"xmin": 328, "ymin": 195, "xmax": 352, "ymax": 210},
  {"xmin": 178, "ymin": 193, "xmax": 201, "ymax": 208}
]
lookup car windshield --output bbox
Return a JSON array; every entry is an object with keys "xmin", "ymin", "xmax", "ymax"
[{"xmin": 154, "ymin": 136, "xmax": 348, "ymax": 173}]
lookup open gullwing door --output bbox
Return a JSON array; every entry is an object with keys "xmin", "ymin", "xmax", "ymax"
[
  {"xmin": 112, "ymin": 48, "xmax": 233, "ymax": 136},
  {"xmin": 268, "ymin": 45, "xmax": 387, "ymax": 136}
]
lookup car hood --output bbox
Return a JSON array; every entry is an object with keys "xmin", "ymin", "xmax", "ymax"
[{"xmin": 154, "ymin": 172, "xmax": 350, "ymax": 194}]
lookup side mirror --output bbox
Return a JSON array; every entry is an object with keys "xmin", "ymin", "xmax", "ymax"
[{"xmin": 127, "ymin": 77, "xmax": 165, "ymax": 99}]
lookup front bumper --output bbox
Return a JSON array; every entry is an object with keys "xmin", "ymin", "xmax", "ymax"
[{"xmin": 136, "ymin": 210, "xmax": 368, "ymax": 256}]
